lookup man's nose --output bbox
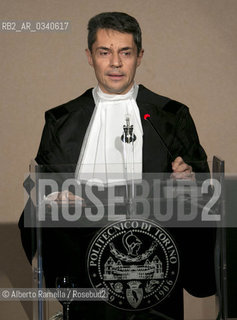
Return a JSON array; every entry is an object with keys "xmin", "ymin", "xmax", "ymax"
[{"xmin": 110, "ymin": 53, "xmax": 122, "ymax": 68}]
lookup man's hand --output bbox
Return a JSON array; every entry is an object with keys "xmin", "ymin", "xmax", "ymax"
[
  {"xmin": 44, "ymin": 190, "xmax": 84, "ymax": 202},
  {"xmin": 171, "ymin": 156, "xmax": 194, "ymax": 179}
]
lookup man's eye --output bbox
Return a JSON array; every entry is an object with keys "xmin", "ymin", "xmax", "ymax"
[
  {"xmin": 99, "ymin": 51, "xmax": 109, "ymax": 56},
  {"xmin": 122, "ymin": 51, "xmax": 131, "ymax": 56}
]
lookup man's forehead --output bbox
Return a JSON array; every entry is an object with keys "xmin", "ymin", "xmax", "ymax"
[{"xmin": 93, "ymin": 28, "xmax": 135, "ymax": 48}]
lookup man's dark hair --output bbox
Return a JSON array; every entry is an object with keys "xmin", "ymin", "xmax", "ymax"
[{"xmin": 87, "ymin": 12, "xmax": 142, "ymax": 55}]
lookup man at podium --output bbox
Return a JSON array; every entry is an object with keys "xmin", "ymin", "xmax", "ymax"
[{"xmin": 19, "ymin": 12, "xmax": 216, "ymax": 320}]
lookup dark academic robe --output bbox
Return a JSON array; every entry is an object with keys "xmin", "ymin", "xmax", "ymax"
[{"xmin": 19, "ymin": 85, "xmax": 216, "ymax": 320}]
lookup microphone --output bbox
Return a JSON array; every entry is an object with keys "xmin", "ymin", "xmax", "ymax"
[{"xmin": 144, "ymin": 114, "xmax": 174, "ymax": 160}]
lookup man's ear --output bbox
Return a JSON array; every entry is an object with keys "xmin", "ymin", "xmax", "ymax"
[
  {"xmin": 85, "ymin": 48, "xmax": 93, "ymax": 67},
  {"xmin": 136, "ymin": 49, "xmax": 144, "ymax": 67}
]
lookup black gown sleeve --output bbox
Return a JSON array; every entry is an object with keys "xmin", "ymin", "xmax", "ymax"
[
  {"xmin": 18, "ymin": 111, "xmax": 58, "ymax": 264},
  {"xmin": 169, "ymin": 105, "xmax": 216, "ymax": 297},
  {"xmin": 171, "ymin": 105, "xmax": 209, "ymax": 173}
]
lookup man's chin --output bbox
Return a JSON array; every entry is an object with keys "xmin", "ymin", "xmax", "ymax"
[{"xmin": 102, "ymin": 84, "xmax": 133, "ymax": 95}]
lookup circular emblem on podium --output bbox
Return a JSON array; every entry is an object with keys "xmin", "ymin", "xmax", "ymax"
[{"xmin": 87, "ymin": 219, "xmax": 179, "ymax": 311}]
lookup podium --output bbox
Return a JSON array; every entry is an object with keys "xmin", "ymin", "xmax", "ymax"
[{"xmin": 22, "ymin": 157, "xmax": 232, "ymax": 319}]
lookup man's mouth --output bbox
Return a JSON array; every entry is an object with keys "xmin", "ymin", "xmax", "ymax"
[{"xmin": 107, "ymin": 73, "xmax": 124, "ymax": 80}]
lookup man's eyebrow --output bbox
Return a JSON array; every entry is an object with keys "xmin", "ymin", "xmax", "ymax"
[
  {"xmin": 95, "ymin": 46, "xmax": 133, "ymax": 51},
  {"xmin": 119, "ymin": 47, "xmax": 133, "ymax": 51},
  {"xmin": 96, "ymin": 46, "xmax": 110, "ymax": 51}
]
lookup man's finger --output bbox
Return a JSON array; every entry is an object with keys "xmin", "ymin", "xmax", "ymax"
[{"xmin": 172, "ymin": 156, "xmax": 185, "ymax": 171}]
